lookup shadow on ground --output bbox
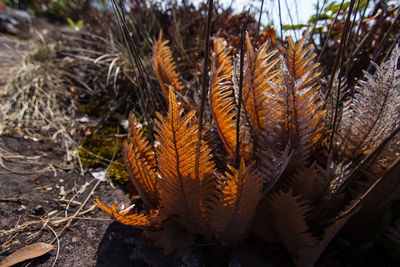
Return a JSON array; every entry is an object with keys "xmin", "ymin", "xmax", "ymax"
[
  {"xmin": 96, "ymin": 222, "xmax": 183, "ymax": 267},
  {"xmin": 95, "ymin": 222, "xmax": 278, "ymax": 267}
]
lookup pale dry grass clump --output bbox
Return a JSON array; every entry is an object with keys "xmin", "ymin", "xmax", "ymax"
[{"xmin": 1, "ymin": 37, "xmax": 76, "ymax": 143}]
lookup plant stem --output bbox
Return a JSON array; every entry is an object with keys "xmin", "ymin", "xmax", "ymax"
[{"xmin": 195, "ymin": 0, "xmax": 213, "ymax": 181}]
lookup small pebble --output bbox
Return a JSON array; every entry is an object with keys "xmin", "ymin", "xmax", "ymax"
[
  {"xmin": 33, "ymin": 205, "xmax": 45, "ymax": 216},
  {"xmin": 59, "ymin": 186, "xmax": 66, "ymax": 196},
  {"xmin": 18, "ymin": 205, "xmax": 26, "ymax": 212}
]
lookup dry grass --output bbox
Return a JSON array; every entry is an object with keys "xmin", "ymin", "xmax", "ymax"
[
  {"xmin": 0, "ymin": 34, "xmax": 76, "ymax": 150},
  {"xmin": 0, "ymin": 25, "xmax": 137, "ymax": 174}
]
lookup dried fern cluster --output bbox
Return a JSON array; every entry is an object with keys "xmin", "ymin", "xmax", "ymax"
[{"xmin": 96, "ymin": 31, "xmax": 400, "ymax": 266}]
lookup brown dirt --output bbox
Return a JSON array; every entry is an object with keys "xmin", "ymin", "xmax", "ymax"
[
  {"xmin": 0, "ymin": 134, "xmax": 197, "ymax": 267},
  {"xmin": 0, "ymin": 134, "xmax": 118, "ymax": 266}
]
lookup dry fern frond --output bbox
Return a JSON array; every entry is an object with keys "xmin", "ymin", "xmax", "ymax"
[
  {"xmin": 209, "ymin": 160, "xmax": 262, "ymax": 243},
  {"xmin": 209, "ymin": 38, "xmax": 238, "ymax": 159},
  {"xmin": 153, "ymin": 31, "xmax": 184, "ymax": 99},
  {"xmin": 287, "ymin": 162, "xmax": 328, "ymax": 205},
  {"xmin": 242, "ymin": 34, "xmax": 280, "ymax": 135},
  {"xmin": 285, "ymin": 34, "xmax": 319, "ymax": 82},
  {"xmin": 124, "ymin": 113, "xmax": 159, "ymax": 209},
  {"xmin": 143, "ymin": 222, "xmax": 194, "ymax": 256},
  {"xmin": 337, "ymin": 44, "xmax": 400, "ymax": 159},
  {"xmin": 274, "ymin": 33, "xmax": 325, "ymax": 166},
  {"xmin": 296, "ymin": 201, "xmax": 359, "ymax": 267},
  {"xmin": 155, "ymin": 89, "xmax": 216, "ymax": 231},
  {"xmin": 269, "ymin": 189, "xmax": 318, "ymax": 257},
  {"xmin": 124, "ymin": 141, "xmax": 159, "ymax": 209},
  {"xmin": 238, "ymin": 34, "xmax": 286, "ymax": 188},
  {"xmin": 94, "ymin": 199, "xmax": 164, "ymax": 229},
  {"xmin": 95, "ymin": 29, "xmax": 400, "ymax": 264},
  {"xmin": 127, "ymin": 114, "xmax": 157, "ymax": 168}
]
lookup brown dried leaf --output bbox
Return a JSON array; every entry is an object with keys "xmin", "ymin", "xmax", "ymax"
[
  {"xmin": 269, "ymin": 189, "xmax": 318, "ymax": 256},
  {"xmin": 209, "ymin": 160, "xmax": 262, "ymax": 243},
  {"xmin": 0, "ymin": 242, "xmax": 53, "ymax": 267},
  {"xmin": 288, "ymin": 162, "xmax": 328, "ymax": 205},
  {"xmin": 209, "ymin": 38, "xmax": 238, "ymax": 159},
  {"xmin": 94, "ymin": 199, "xmax": 165, "ymax": 230},
  {"xmin": 296, "ymin": 200, "xmax": 360, "ymax": 267},
  {"xmin": 143, "ymin": 223, "xmax": 194, "ymax": 256},
  {"xmin": 155, "ymin": 89, "xmax": 216, "ymax": 232},
  {"xmin": 153, "ymin": 31, "xmax": 184, "ymax": 99}
]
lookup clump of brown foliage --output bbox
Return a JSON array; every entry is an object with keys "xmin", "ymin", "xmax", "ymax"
[{"xmin": 96, "ymin": 20, "xmax": 400, "ymax": 265}]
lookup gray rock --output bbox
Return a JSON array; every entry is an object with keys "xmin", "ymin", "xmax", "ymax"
[{"xmin": 0, "ymin": 6, "xmax": 32, "ymax": 38}]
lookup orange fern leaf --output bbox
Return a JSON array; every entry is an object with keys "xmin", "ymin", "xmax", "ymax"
[
  {"xmin": 209, "ymin": 160, "xmax": 262, "ymax": 243},
  {"xmin": 154, "ymin": 89, "xmax": 216, "ymax": 231},
  {"xmin": 143, "ymin": 223, "xmax": 194, "ymax": 256},
  {"xmin": 269, "ymin": 189, "xmax": 318, "ymax": 257},
  {"xmin": 124, "ymin": 114, "xmax": 159, "ymax": 209},
  {"xmin": 287, "ymin": 162, "xmax": 329, "ymax": 205},
  {"xmin": 242, "ymin": 34, "xmax": 280, "ymax": 135},
  {"xmin": 127, "ymin": 114, "xmax": 157, "ymax": 168},
  {"xmin": 124, "ymin": 141, "xmax": 159, "ymax": 209},
  {"xmin": 287, "ymin": 34, "xmax": 325, "ymax": 146},
  {"xmin": 94, "ymin": 199, "xmax": 165, "ymax": 230},
  {"xmin": 239, "ymin": 34, "xmax": 284, "ymax": 187},
  {"xmin": 285, "ymin": 34, "xmax": 319, "ymax": 81},
  {"xmin": 153, "ymin": 31, "xmax": 184, "ymax": 99},
  {"xmin": 275, "ymin": 33, "xmax": 326, "ymax": 166},
  {"xmin": 209, "ymin": 38, "xmax": 237, "ymax": 159}
]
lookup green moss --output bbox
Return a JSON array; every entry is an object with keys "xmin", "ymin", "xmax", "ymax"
[
  {"xmin": 79, "ymin": 99, "xmax": 109, "ymax": 119},
  {"xmin": 108, "ymin": 162, "xmax": 128, "ymax": 182},
  {"xmin": 78, "ymin": 126, "xmax": 128, "ymax": 183}
]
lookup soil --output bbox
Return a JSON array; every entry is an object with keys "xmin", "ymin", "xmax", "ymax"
[{"xmin": 0, "ymin": 134, "xmax": 123, "ymax": 266}]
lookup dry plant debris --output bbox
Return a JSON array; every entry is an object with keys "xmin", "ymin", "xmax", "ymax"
[
  {"xmin": 1, "ymin": 38, "xmax": 76, "ymax": 137},
  {"xmin": 0, "ymin": 242, "xmax": 53, "ymax": 267}
]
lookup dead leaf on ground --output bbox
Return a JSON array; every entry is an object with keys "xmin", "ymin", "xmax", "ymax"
[{"xmin": 0, "ymin": 242, "xmax": 54, "ymax": 267}]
